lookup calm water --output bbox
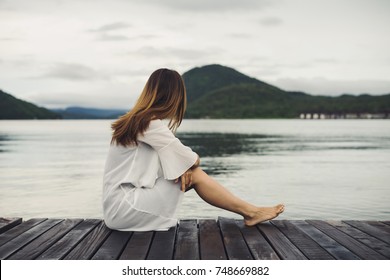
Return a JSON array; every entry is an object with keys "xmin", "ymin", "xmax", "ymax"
[{"xmin": 0, "ymin": 119, "xmax": 389, "ymax": 220}]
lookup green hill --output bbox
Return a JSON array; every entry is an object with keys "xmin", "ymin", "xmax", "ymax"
[
  {"xmin": 2, "ymin": 65, "xmax": 389, "ymax": 120},
  {"xmin": 183, "ymin": 64, "xmax": 278, "ymax": 102},
  {"xmin": 183, "ymin": 64, "xmax": 390, "ymax": 118},
  {"xmin": 0, "ymin": 89, "xmax": 61, "ymax": 119}
]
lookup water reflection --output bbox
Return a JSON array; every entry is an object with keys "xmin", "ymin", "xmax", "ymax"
[
  {"xmin": 0, "ymin": 134, "xmax": 11, "ymax": 153},
  {"xmin": 200, "ymin": 159, "xmax": 239, "ymax": 176},
  {"xmin": 177, "ymin": 132, "xmax": 280, "ymax": 175},
  {"xmin": 178, "ymin": 132, "xmax": 271, "ymax": 157},
  {"xmin": 178, "ymin": 132, "xmax": 389, "ymax": 156},
  {"xmin": 177, "ymin": 132, "xmax": 389, "ymax": 176},
  {"xmin": 1, "ymin": 120, "xmax": 389, "ymax": 220}
]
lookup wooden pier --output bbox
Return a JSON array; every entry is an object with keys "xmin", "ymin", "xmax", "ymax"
[{"xmin": 0, "ymin": 217, "xmax": 389, "ymax": 260}]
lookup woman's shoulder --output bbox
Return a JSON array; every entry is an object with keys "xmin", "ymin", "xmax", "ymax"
[
  {"xmin": 149, "ymin": 118, "xmax": 163, "ymax": 125},
  {"xmin": 109, "ymin": 142, "xmax": 136, "ymax": 151},
  {"xmin": 138, "ymin": 119, "xmax": 175, "ymax": 146},
  {"xmin": 147, "ymin": 119, "xmax": 167, "ymax": 131}
]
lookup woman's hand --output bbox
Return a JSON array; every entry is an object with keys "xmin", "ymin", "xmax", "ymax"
[
  {"xmin": 175, "ymin": 169, "xmax": 193, "ymax": 192},
  {"xmin": 175, "ymin": 156, "xmax": 200, "ymax": 192}
]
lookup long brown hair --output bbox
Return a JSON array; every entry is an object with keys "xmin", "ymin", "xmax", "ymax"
[{"xmin": 111, "ymin": 68, "xmax": 187, "ymax": 146}]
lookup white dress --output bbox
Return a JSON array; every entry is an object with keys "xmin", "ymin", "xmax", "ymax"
[{"xmin": 102, "ymin": 119, "xmax": 198, "ymax": 231}]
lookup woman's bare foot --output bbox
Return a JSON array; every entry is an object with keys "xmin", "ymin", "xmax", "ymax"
[{"xmin": 244, "ymin": 204, "xmax": 285, "ymax": 226}]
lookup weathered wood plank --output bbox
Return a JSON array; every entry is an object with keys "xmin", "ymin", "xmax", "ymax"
[
  {"xmin": 36, "ymin": 219, "xmax": 101, "ymax": 260},
  {"xmin": 0, "ymin": 218, "xmax": 22, "ymax": 234},
  {"xmin": 8, "ymin": 219, "xmax": 83, "ymax": 260},
  {"xmin": 91, "ymin": 230, "xmax": 132, "ymax": 260},
  {"xmin": 147, "ymin": 225, "xmax": 177, "ymax": 260},
  {"xmin": 366, "ymin": 221, "xmax": 390, "ymax": 235},
  {"xmin": 290, "ymin": 220, "xmax": 360, "ymax": 260},
  {"xmin": 327, "ymin": 221, "xmax": 390, "ymax": 259},
  {"xmin": 0, "ymin": 219, "xmax": 62, "ymax": 259},
  {"xmin": 257, "ymin": 222, "xmax": 307, "ymax": 260},
  {"xmin": 271, "ymin": 220, "xmax": 334, "ymax": 260},
  {"xmin": 0, "ymin": 218, "xmax": 47, "ymax": 247},
  {"xmin": 63, "ymin": 221, "xmax": 111, "ymax": 260},
  {"xmin": 174, "ymin": 220, "xmax": 199, "ymax": 260},
  {"xmin": 343, "ymin": 220, "xmax": 390, "ymax": 245},
  {"xmin": 218, "ymin": 217, "xmax": 252, "ymax": 260},
  {"xmin": 307, "ymin": 220, "xmax": 386, "ymax": 260},
  {"xmin": 382, "ymin": 221, "xmax": 390, "ymax": 226},
  {"xmin": 236, "ymin": 220, "xmax": 279, "ymax": 260},
  {"xmin": 1, "ymin": 217, "xmax": 388, "ymax": 260},
  {"xmin": 199, "ymin": 219, "xmax": 227, "ymax": 260},
  {"xmin": 119, "ymin": 231, "xmax": 154, "ymax": 260}
]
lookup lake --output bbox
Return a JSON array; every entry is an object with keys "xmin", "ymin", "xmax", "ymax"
[{"xmin": 0, "ymin": 119, "xmax": 389, "ymax": 220}]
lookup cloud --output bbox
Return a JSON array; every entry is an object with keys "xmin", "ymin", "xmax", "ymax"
[
  {"xmin": 271, "ymin": 77, "xmax": 390, "ymax": 95},
  {"xmin": 241, "ymin": 58, "xmax": 344, "ymax": 79},
  {"xmin": 23, "ymin": 91, "xmax": 93, "ymax": 108},
  {"xmin": 24, "ymin": 85, "xmax": 139, "ymax": 109},
  {"xmin": 88, "ymin": 21, "xmax": 132, "ymax": 41},
  {"xmin": 313, "ymin": 58, "xmax": 341, "ymax": 64},
  {"xmin": 130, "ymin": 34, "xmax": 157, "ymax": 40},
  {"xmin": 133, "ymin": 46, "xmax": 223, "ymax": 60},
  {"xmin": 89, "ymin": 22, "xmax": 131, "ymax": 33},
  {"xmin": 136, "ymin": 0, "xmax": 272, "ymax": 12},
  {"xmin": 38, "ymin": 63, "xmax": 107, "ymax": 81},
  {"xmin": 0, "ymin": 37, "xmax": 19, "ymax": 41},
  {"xmin": 228, "ymin": 33, "xmax": 252, "ymax": 38},
  {"xmin": 94, "ymin": 33, "xmax": 156, "ymax": 42},
  {"xmin": 259, "ymin": 17, "xmax": 283, "ymax": 26},
  {"xmin": 96, "ymin": 33, "xmax": 129, "ymax": 41}
]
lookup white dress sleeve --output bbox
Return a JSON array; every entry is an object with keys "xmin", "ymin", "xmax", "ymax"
[{"xmin": 138, "ymin": 119, "xmax": 198, "ymax": 180}]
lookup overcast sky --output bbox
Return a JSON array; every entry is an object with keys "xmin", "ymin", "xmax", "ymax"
[{"xmin": 1, "ymin": 0, "xmax": 389, "ymax": 109}]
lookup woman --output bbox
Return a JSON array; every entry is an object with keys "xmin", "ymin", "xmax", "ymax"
[{"xmin": 103, "ymin": 68, "xmax": 284, "ymax": 231}]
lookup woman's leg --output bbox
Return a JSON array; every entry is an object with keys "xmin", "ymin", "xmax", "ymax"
[{"xmin": 191, "ymin": 167, "xmax": 284, "ymax": 226}]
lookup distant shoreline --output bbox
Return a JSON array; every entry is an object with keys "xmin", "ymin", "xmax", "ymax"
[{"xmin": 2, "ymin": 117, "xmax": 390, "ymax": 121}]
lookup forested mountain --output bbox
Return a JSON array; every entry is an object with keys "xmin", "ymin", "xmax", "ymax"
[
  {"xmin": 2, "ymin": 64, "xmax": 389, "ymax": 119},
  {"xmin": 182, "ymin": 64, "xmax": 390, "ymax": 118},
  {"xmin": 0, "ymin": 90, "xmax": 61, "ymax": 119}
]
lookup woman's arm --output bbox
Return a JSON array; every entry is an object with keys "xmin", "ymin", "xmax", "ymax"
[
  {"xmin": 191, "ymin": 156, "xmax": 200, "ymax": 170},
  {"xmin": 139, "ymin": 120, "xmax": 199, "ymax": 180},
  {"xmin": 176, "ymin": 155, "xmax": 201, "ymax": 192}
]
